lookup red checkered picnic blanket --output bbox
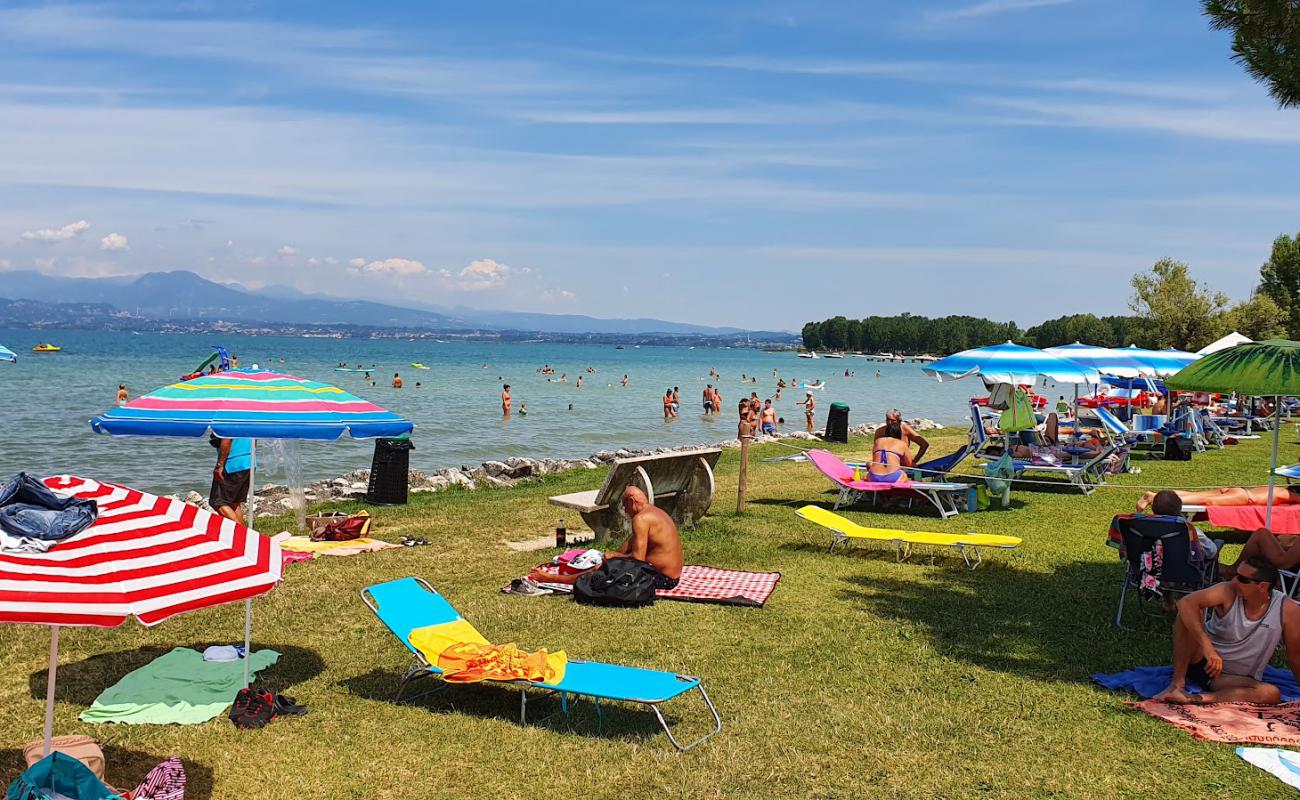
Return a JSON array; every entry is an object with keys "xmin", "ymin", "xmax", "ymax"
[{"xmin": 536, "ymin": 565, "xmax": 781, "ymax": 607}]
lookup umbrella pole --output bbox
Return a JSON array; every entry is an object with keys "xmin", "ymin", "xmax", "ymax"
[
  {"xmin": 1267, "ymin": 396, "xmax": 1282, "ymax": 530},
  {"xmin": 244, "ymin": 439, "xmax": 257, "ymax": 687},
  {"xmin": 43, "ymin": 625, "xmax": 59, "ymax": 756}
]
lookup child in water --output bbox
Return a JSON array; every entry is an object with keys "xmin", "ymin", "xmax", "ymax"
[{"xmin": 519, "ymin": 403, "xmax": 528, "ymax": 417}]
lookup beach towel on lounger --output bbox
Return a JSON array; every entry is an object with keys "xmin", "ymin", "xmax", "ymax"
[{"xmin": 535, "ymin": 565, "xmax": 781, "ymax": 608}]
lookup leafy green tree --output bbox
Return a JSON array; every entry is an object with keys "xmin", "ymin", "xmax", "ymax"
[
  {"xmin": 1203, "ymin": 1, "xmax": 1300, "ymax": 108},
  {"xmin": 821, "ymin": 316, "xmax": 850, "ymax": 350},
  {"xmin": 1225, "ymin": 292, "xmax": 1288, "ymax": 340},
  {"xmin": 801, "ymin": 321, "xmax": 823, "ymax": 351},
  {"xmin": 1257, "ymin": 232, "xmax": 1300, "ymax": 337},
  {"xmin": 1129, "ymin": 258, "xmax": 1230, "ymax": 350}
]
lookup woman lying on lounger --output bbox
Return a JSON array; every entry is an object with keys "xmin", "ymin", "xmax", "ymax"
[{"xmin": 1137, "ymin": 485, "xmax": 1300, "ymax": 513}]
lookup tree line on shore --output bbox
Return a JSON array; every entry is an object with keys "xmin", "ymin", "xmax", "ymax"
[{"xmin": 801, "ymin": 232, "xmax": 1300, "ymax": 355}]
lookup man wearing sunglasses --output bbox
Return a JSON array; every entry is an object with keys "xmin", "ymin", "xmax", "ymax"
[{"xmin": 1154, "ymin": 557, "xmax": 1300, "ymax": 705}]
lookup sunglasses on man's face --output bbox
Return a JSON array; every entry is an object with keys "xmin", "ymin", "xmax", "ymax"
[{"xmin": 1235, "ymin": 573, "xmax": 1269, "ymax": 586}]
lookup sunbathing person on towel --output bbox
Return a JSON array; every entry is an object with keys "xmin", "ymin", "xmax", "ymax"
[
  {"xmin": 529, "ymin": 487, "xmax": 683, "ymax": 590},
  {"xmin": 1137, "ymin": 485, "xmax": 1299, "ymax": 513},
  {"xmin": 1155, "ymin": 557, "xmax": 1300, "ymax": 705}
]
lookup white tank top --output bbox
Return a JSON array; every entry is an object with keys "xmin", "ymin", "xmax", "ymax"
[{"xmin": 1206, "ymin": 589, "xmax": 1286, "ymax": 681}]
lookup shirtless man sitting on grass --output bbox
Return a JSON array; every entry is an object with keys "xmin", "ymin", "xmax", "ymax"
[
  {"xmin": 1155, "ymin": 556, "xmax": 1300, "ymax": 705},
  {"xmin": 529, "ymin": 487, "xmax": 683, "ymax": 590}
]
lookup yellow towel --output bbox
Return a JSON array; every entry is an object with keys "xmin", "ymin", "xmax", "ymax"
[{"xmin": 408, "ymin": 621, "xmax": 566, "ymax": 684}]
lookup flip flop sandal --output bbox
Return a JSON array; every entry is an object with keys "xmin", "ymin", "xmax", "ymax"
[{"xmin": 273, "ymin": 694, "xmax": 309, "ymax": 717}]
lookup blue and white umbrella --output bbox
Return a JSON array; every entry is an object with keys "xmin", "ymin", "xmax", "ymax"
[
  {"xmin": 0, "ymin": 344, "xmax": 15, "ymax": 363},
  {"xmin": 1043, "ymin": 342, "xmax": 1149, "ymax": 378},
  {"xmin": 924, "ymin": 341, "xmax": 1100, "ymax": 386},
  {"xmin": 1119, "ymin": 346, "xmax": 1199, "ymax": 377}
]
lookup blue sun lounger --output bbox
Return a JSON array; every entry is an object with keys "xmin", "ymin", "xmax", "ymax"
[{"xmin": 361, "ymin": 577, "xmax": 721, "ymax": 751}]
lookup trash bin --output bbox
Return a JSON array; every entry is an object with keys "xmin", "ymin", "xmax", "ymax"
[
  {"xmin": 825, "ymin": 402, "xmax": 850, "ymax": 443},
  {"xmin": 366, "ymin": 437, "xmax": 414, "ymax": 505}
]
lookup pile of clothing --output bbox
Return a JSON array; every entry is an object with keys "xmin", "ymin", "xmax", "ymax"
[{"xmin": 0, "ymin": 472, "xmax": 97, "ymax": 553}]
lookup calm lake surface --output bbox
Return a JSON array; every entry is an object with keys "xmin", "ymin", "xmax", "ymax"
[{"xmin": 0, "ymin": 329, "xmax": 980, "ymax": 494}]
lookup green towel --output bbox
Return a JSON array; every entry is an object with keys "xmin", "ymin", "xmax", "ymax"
[{"xmin": 80, "ymin": 647, "xmax": 280, "ymax": 725}]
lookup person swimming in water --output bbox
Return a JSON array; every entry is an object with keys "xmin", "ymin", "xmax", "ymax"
[{"xmin": 116, "ymin": 384, "xmax": 129, "ymax": 405}]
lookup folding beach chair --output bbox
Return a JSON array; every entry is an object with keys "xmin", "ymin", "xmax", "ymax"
[
  {"xmin": 361, "ymin": 577, "xmax": 722, "ymax": 751},
  {"xmin": 805, "ymin": 449, "xmax": 969, "ymax": 519},
  {"xmin": 971, "ymin": 401, "xmax": 1118, "ymax": 494},
  {"xmin": 1113, "ymin": 515, "xmax": 1220, "ymax": 627}
]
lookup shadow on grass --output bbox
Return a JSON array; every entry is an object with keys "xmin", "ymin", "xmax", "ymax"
[
  {"xmin": 0, "ymin": 746, "xmax": 215, "ymax": 799},
  {"xmin": 29, "ymin": 643, "xmax": 327, "ymax": 705},
  {"xmin": 339, "ymin": 668, "xmax": 676, "ymax": 745},
  {"xmin": 838, "ymin": 559, "xmax": 1172, "ymax": 683}
]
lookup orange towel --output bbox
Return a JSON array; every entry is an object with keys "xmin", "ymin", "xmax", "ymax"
[{"xmin": 436, "ymin": 642, "xmax": 566, "ymax": 684}]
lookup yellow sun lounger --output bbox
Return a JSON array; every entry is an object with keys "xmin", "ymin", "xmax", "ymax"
[{"xmin": 795, "ymin": 505, "xmax": 1022, "ymax": 569}]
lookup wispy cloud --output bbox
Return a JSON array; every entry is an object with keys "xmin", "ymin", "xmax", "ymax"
[
  {"xmin": 925, "ymin": 0, "xmax": 1074, "ymax": 24},
  {"xmin": 20, "ymin": 219, "xmax": 90, "ymax": 242}
]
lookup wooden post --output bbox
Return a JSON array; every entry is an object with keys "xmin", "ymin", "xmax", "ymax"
[{"xmin": 736, "ymin": 421, "xmax": 753, "ymax": 514}]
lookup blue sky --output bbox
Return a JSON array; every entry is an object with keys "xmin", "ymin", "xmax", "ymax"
[{"xmin": 0, "ymin": 1, "xmax": 1296, "ymax": 330}]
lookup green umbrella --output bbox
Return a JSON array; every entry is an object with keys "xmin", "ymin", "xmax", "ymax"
[{"xmin": 1165, "ymin": 339, "xmax": 1300, "ymax": 528}]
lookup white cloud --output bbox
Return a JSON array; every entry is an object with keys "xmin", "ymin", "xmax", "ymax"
[
  {"xmin": 926, "ymin": 0, "xmax": 1072, "ymax": 23},
  {"xmin": 348, "ymin": 257, "xmax": 366, "ymax": 267},
  {"xmin": 99, "ymin": 232, "xmax": 128, "ymax": 251},
  {"xmin": 358, "ymin": 257, "xmax": 426, "ymax": 275},
  {"xmin": 455, "ymin": 258, "xmax": 512, "ymax": 291},
  {"xmin": 0, "ymin": 258, "xmax": 10, "ymax": 269},
  {"xmin": 20, "ymin": 219, "xmax": 90, "ymax": 242},
  {"xmin": 306, "ymin": 256, "xmax": 320, "ymax": 266},
  {"xmin": 277, "ymin": 244, "xmax": 298, "ymax": 256},
  {"xmin": 541, "ymin": 288, "xmax": 576, "ymax": 302}
]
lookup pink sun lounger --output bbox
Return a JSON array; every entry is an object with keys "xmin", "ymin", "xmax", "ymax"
[{"xmin": 805, "ymin": 449, "xmax": 969, "ymax": 520}]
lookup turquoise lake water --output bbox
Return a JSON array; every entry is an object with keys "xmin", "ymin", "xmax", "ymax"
[{"xmin": 0, "ymin": 329, "xmax": 980, "ymax": 494}]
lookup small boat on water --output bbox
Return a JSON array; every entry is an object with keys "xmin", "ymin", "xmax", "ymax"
[
  {"xmin": 824, "ymin": 352, "xmax": 844, "ymax": 359},
  {"xmin": 32, "ymin": 343, "xmax": 61, "ymax": 352},
  {"xmin": 798, "ymin": 351, "xmax": 818, "ymax": 359},
  {"xmin": 411, "ymin": 363, "xmax": 430, "ymax": 369},
  {"xmin": 615, "ymin": 345, "xmax": 625, "ymax": 350}
]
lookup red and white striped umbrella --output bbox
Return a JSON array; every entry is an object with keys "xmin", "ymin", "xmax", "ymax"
[
  {"xmin": 2, "ymin": 476, "xmax": 281, "ymax": 755},
  {"xmin": 0, "ymin": 476, "xmax": 281, "ymax": 625}
]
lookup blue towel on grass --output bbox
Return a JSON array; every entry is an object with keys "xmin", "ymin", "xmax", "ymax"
[{"xmin": 1093, "ymin": 666, "xmax": 1300, "ymax": 701}]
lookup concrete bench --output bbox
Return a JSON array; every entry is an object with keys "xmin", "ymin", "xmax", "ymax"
[{"xmin": 548, "ymin": 448, "xmax": 722, "ymax": 543}]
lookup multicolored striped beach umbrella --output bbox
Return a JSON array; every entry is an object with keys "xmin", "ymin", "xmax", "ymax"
[
  {"xmin": 4, "ymin": 476, "xmax": 281, "ymax": 754},
  {"xmin": 0, "ymin": 343, "xmax": 15, "ymax": 363},
  {"xmin": 89, "ymin": 369, "xmax": 413, "ymax": 439},
  {"xmin": 924, "ymin": 341, "xmax": 1100, "ymax": 386}
]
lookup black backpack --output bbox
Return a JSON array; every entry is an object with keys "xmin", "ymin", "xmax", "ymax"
[
  {"xmin": 1164, "ymin": 436, "xmax": 1194, "ymax": 461},
  {"xmin": 573, "ymin": 558, "xmax": 658, "ymax": 607}
]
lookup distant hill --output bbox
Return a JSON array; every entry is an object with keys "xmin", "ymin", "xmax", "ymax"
[{"xmin": 0, "ymin": 270, "xmax": 789, "ymax": 338}]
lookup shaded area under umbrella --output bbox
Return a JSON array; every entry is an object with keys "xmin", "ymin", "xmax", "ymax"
[{"xmin": 1, "ymin": 476, "xmax": 281, "ymax": 755}]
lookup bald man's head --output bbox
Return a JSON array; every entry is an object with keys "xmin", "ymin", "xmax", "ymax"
[{"xmin": 621, "ymin": 485, "xmax": 648, "ymax": 514}]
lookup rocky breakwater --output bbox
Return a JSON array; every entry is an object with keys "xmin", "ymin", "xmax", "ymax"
[{"xmin": 248, "ymin": 418, "xmax": 944, "ymax": 515}]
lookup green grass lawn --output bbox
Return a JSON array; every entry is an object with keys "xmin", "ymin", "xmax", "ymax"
[{"xmin": 3, "ymin": 427, "xmax": 1300, "ymax": 798}]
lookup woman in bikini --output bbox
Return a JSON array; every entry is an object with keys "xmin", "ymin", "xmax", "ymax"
[{"xmin": 868, "ymin": 416, "xmax": 913, "ymax": 483}]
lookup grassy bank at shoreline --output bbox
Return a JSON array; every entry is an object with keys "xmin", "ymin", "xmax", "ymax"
[{"xmin": 2, "ymin": 428, "xmax": 1298, "ymax": 798}]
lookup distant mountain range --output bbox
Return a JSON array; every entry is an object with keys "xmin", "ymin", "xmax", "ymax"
[{"xmin": 0, "ymin": 270, "xmax": 791, "ymax": 339}]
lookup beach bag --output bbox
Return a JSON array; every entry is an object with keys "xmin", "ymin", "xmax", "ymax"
[
  {"xmin": 310, "ymin": 511, "xmax": 371, "ymax": 542},
  {"xmin": 21, "ymin": 737, "xmax": 105, "ymax": 782},
  {"xmin": 1164, "ymin": 437, "xmax": 1194, "ymax": 462},
  {"xmin": 305, "ymin": 511, "xmax": 349, "ymax": 536},
  {"xmin": 573, "ymin": 558, "xmax": 657, "ymax": 607},
  {"xmin": 7, "ymin": 752, "xmax": 122, "ymax": 800}
]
